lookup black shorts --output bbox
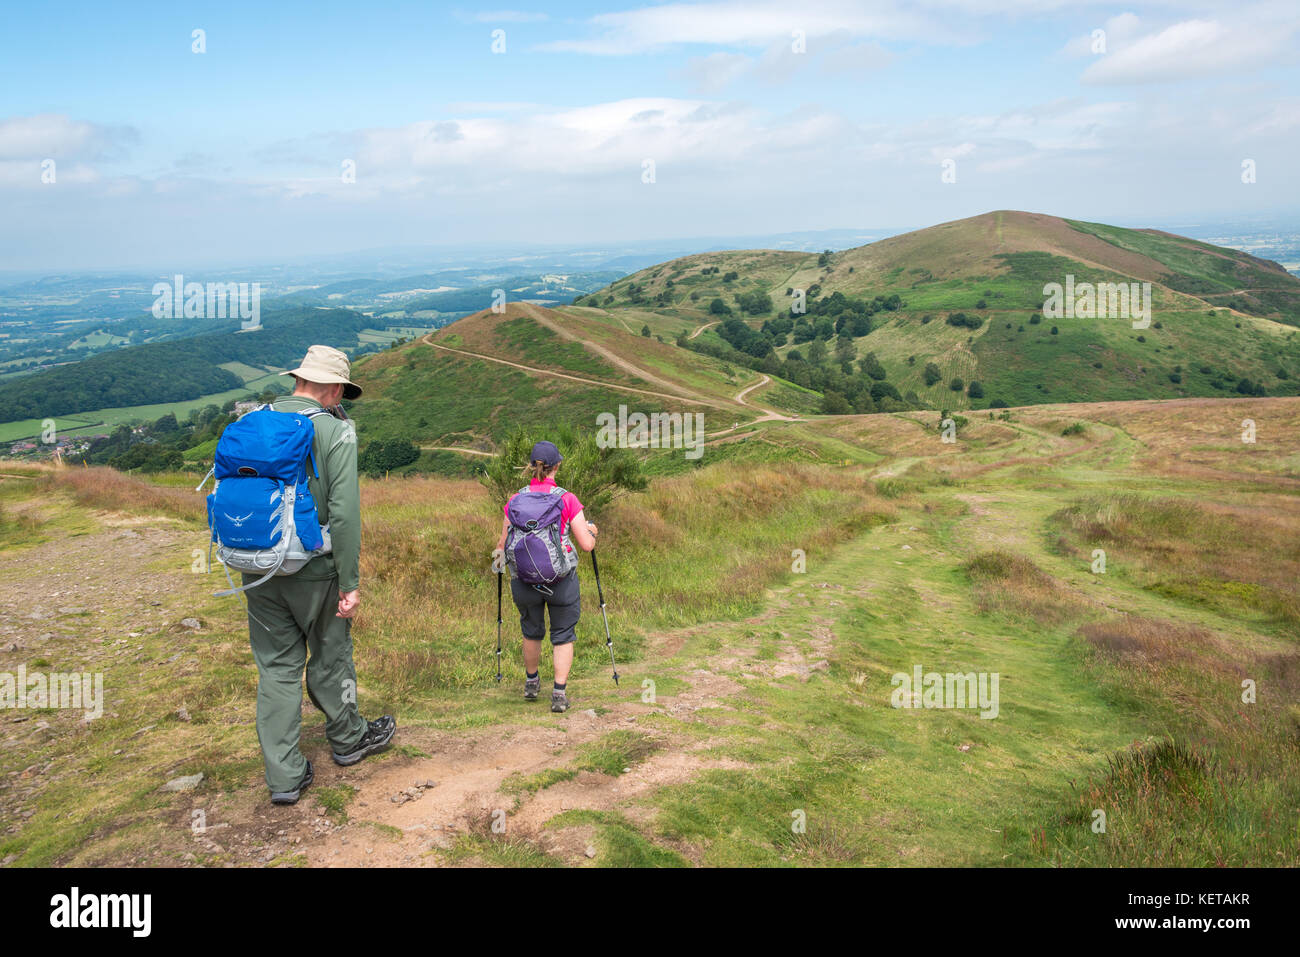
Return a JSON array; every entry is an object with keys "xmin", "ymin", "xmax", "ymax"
[{"xmin": 510, "ymin": 570, "xmax": 581, "ymax": 646}]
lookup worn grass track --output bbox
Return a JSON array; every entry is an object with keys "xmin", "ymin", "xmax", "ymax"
[{"xmin": 2, "ymin": 396, "xmax": 1297, "ymax": 867}]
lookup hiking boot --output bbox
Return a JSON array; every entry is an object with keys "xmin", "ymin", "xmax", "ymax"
[
  {"xmin": 551, "ymin": 689, "xmax": 569, "ymax": 713},
  {"xmin": 270, "ymin": 760, "xmax": 313, "ymax": 806},
  {"xmin": 332, "ymin": 715, "xmax": 396, "ymax": 767},
  {"xmin": 524, "ymin": 675, "xmax": 541, "ymax": 701}
]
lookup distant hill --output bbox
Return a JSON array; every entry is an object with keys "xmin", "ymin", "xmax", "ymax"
[
  {"xmin": 573, "ymin": 210, "xmax": 1300, "ymax": 410},
  {"xmin": 347, "ymin": 300, "xmax": 818, "ymax": 474},
  {"xmin": 27, "ymin": 211, "xmax": 1300, "ymax": 470},
  {"xmin": 0, "ymin": 307, "xmax": 369, "ymax": 423}
]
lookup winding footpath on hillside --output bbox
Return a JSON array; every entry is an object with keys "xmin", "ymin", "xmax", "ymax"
[
  {"xmin": 419, "ymin": 304, "xmax": 798, "ymax": 452},
  {"xmin": 515, "ymin": 304, "xmax": 799, "ymax": 426}
]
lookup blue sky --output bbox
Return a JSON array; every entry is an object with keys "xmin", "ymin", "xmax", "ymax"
[{"xmin": 2, "ymin": 1, "xmax": 1298, "ymax": 269}]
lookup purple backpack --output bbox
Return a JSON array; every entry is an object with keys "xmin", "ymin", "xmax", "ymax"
[{"xmin": 505, "ymin": 486, "xmax": 578, "ymax": 585}]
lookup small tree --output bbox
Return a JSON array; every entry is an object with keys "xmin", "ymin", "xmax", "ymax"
[
  {"xmin": 861, "ymin": 352, "xmax": 887, "ymax": 381},
  {"xmin": 821, "ymin": 390, "xmax": 852, "ymax": 415},
  {"xmin": 479, "ymin": 422, "xmax": 647, "ymax": 513},
  {"xmin": 835, "ymin": 336, "xmax": 856, "ymax": 365}
]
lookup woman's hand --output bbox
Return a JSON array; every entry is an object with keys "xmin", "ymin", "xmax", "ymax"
[{"xmin": 569, "ymin": 511, "xmax": 599, "ymax": 552}]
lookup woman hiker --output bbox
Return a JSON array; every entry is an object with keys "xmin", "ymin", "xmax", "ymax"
[{"xmin": 492, "ymin": 440, "xmax": 599, "ymax": 713}]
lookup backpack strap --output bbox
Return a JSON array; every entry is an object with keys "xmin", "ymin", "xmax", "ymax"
[
  {"xmin": 516, "ymin": 484, "xmax": 564, "ymax": 495},
  {"xmin": 300, "ymin": 406, "xmax": 331, "ymax": 480}
]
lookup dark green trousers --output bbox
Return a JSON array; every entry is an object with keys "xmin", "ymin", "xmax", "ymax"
[{"xmin": 245, "ymin": 575, "xmax": 368, "ymax": 793}]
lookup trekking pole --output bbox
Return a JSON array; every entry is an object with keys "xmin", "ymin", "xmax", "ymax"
[
  {"xmin": 495, "ymin": 566, "xmax": 504, "ymax": 683},
  {"xmin": 590, "ymin": 549, "xmax": 619, "ymax": 685}
]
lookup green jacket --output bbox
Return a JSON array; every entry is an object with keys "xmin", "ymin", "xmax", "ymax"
[{"xmin": 271, "ymin": 395, "xmax": 362, "ymax": 592}]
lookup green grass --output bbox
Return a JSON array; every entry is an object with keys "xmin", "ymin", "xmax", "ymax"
[
  {"xmin": 68, "ymin": 330, "xmax": 129, "ymax": 349},
  {"xmin": 314, "ymin": 784, "xmax": 357, "ymax": 824},
  {"xmin": 633, "ymin": 501, "xmax": 1148, "ymax": 865},
  {"xmin": 546, "ymin": 810, "xmax": 689, "ymax": 867},
  {"xmin": 0, "ymin": 374, "xmax": 290, "ymax": 443},
  {"xmin": 500, "ymin": 767, "xmax": 578, "ymax": 796},
  {"xmin": 573, "ymin": 731, "xmax": 659, "ymax": 775},
  {"xmin": 3, "ymin": 390, "xmax": 1297, "ymax": 868}
]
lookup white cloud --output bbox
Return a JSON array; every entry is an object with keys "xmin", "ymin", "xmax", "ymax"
[
  {"xmin": 0, "ymin": 114, "xmax": 137, "ymax": 161},
  {"xmin": 680, "ymin": 28, "xmax": 897, "ymax": 92},
  {"xmin": 1082, "ymin": 14, "xmax": 1298, "ymax": 84},
  {"xmin": 538, "ymin": 0, "xmax": 959, "ymax": 54}
]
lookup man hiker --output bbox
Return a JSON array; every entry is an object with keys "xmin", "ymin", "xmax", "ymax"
[
  {"xmin": 245, "ymin": 345, "xmax": 395, "ymax": 805},
  {"xmin": 493, "ymin": 440, "xmax": 599, "ymax": 713}
]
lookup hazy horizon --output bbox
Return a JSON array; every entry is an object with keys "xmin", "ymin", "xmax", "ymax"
[{"xmin": 3, "ymin": 1, "xmax": 1298, "ymax": 271}]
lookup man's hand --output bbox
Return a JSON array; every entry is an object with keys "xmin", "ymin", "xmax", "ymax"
[
  {"xmin": 337, "ymin": 589, "xmax": 361, "ymax": 618},
  {"xmin": 587, "ymin": 523, "xmax": 598, "ymax": 538}
]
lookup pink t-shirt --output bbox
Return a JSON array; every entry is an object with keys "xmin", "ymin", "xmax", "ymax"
[{"xmin": 504, "ymin": 478, "xmax": 584, "ymax": 541}]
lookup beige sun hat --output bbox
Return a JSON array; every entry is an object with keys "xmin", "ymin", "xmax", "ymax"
[{"xmin": 283, "ymin": 344, "xmax": 362, "ymax": 400}]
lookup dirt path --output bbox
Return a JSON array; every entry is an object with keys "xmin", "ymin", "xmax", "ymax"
[
  {"xmin": 420, "ymin": 334, "xmax": 721, "ymax": 409},
  {"xmin": 687, "ymin": 321, "xmax": 717, "ymax": 340},
  {"xmin": 418, "ymin": 446, "xmax": 493, "ymax": 457},
  {"xmin": 517, "ymin": 302, "xmax": 713, "ymax": 403},
  {"xmin": 296, "ymin": 689, "xmax": 743, "ymax": 867},
  {"xmin": 421, "ymin": 305, "xmax": 797, "ymax": 428},
  {"xmin": 732, "ymin": 374, "xmax": 799, "ymax": 424}
]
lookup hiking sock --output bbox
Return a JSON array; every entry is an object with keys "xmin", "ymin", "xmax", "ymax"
[
  {"xmin": 553, "ymin": 681, "xmax": 567, "ymax": 692},
  {"xmin": 526, "ymin": 671, "xmax": 539, "ymax": 680}
]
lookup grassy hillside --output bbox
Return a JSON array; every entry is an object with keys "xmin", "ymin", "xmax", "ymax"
[
  {"xmin": 3, "ymin": 394, "xmax": 1296, "ymax": 867},
  {"xmin": 576, "ymin": 211, "xmax": 1300, "ymax": 411},
  {"xmin": 348, "ymin": 302, "xmax": 813, "ymax": 472}
]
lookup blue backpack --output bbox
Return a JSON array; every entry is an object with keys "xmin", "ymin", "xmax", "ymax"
[{"xmin": 199, "ymin": 405, "xmax": 333, "ymax": 596}]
